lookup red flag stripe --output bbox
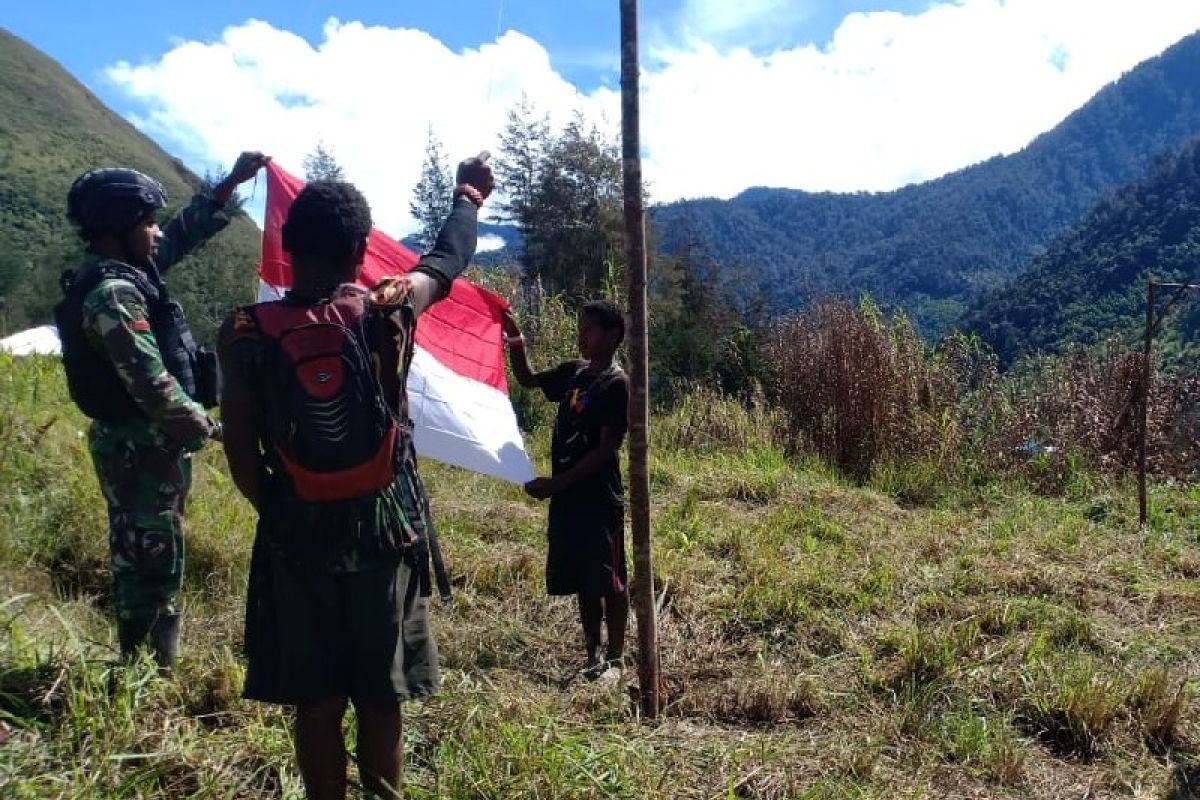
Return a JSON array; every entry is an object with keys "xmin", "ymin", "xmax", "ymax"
[{"xmin": 258, "ymin": 161, "xmax": 509, "ymax": 392}]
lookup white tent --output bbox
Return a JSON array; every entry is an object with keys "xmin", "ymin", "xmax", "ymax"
[{"xmin": 0, "ymin": 325, "xmax": 62, "ymax": 356}]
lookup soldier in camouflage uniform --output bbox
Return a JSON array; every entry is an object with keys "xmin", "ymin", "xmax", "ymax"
[{"xmin": 55, "ymin": 152, "xmax": 268, "ymax": 669}]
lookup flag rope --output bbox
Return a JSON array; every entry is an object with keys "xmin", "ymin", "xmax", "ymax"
[{"xmin": 485, "ymin": 0, "xmax": 506, "ymax": 105}]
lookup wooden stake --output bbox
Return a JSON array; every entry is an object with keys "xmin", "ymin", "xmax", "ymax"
[
  {"xmin": 619, "ymin": 0, "xmax": 660, "ymax": 717},
  {"xmin": 1139, "ymin": 280, "xmax": 1154, "ymax": 526}
]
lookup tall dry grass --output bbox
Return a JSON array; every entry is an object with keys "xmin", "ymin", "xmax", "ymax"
[
  {"xmin": 763, "ymin": 298, "xmax": 1200, "ymax": 494},
  {"xmin": 763, "ymin": 298, "xmax": 973, "ymax": 480}
]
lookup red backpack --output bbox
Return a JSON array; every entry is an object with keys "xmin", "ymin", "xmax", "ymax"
[{"xmin": 249, "ymin": 292, "xmax": 398, "ymax": 503}]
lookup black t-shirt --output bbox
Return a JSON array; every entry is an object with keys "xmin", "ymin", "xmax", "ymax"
[{"xmin": 538, "ymin": 359, "xmax": 629, "ymax": 509}]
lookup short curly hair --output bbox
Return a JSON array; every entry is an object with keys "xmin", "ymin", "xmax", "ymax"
[
  {"xmin": 582, "ymin": 298, "xmax": 625, "ymax": 344},
  {"xmin": 281, "ymin": 180, "xmax": 372, "ymax": 263}
]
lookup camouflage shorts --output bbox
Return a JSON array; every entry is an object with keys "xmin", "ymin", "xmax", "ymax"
[{"xmin": 89, "ymin": 429, "xmax": 191, "ymax": 621}]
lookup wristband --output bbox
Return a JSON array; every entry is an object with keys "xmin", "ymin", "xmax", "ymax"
[{"xmin": 453, "ymin": 183, "xmax": 485, "ymax": 208}]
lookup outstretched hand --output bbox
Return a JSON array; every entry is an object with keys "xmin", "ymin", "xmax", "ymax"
[
  {"xmin": 213, "ymin": 151, "xmax": 270, "ymax": 203},
  {"xmin": 501, "ymin": 308, "xmax": 522, "ymax": 339},
  {"xmin": 456, "ymin": 151, "xmax": 495, "ymax": 199},
  {"xmin": 524, "ymin": 477, "xmax": 557, "ymax": 500}
]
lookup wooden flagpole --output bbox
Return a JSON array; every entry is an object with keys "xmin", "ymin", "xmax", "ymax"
[{"xmin": 619, "ymin": 0, "xmax": 660, "ymax": 716}]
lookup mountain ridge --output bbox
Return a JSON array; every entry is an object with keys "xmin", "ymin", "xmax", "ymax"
[
  {"xmin": 963, "ymin": 136, "xmax": 1200, "ymax": 366},
  {"xmin": 651, "ymin": 29, "xmax": 1200, "ymax": 335}
]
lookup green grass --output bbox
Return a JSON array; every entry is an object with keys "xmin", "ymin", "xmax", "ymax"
[{"xmin": 2, "ymin": 354, "xmax": 1199, "ymax": 798}]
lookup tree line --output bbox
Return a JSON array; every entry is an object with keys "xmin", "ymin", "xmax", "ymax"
[{"xmin": 296, "ymin": 95, "xmax": 769, "ymax": 408}]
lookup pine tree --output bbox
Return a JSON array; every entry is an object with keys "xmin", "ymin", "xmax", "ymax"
[
  {"xmin": 201, "ymin": 167, "xmax": 247, "ymax": 215},
  {"xmin": 525, "ymin": 113, "xmax": 624, "ymax": 297},
  {"xmin": 495, "ymin": 99, "xmax": 623, "ymax": 297},
  {"xmin": 494, "ymin": 94, "xmax": 551, "ymax": 228},
  {"xmin": 408, "ymin": 127, "xmax": 454, "ymax": 252},
  {"xmin": 302, "ymin": 141, "xmax": 345, "ymax": 181}
]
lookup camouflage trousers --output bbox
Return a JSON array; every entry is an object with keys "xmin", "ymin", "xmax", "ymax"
[{"xmin": 88, "ymin": 428, "xmax": 191, "ymax": 623}]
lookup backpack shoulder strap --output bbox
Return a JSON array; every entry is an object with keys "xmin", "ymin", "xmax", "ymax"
[{"xmin": 250, "ymin": 298, "xmax": 315, "ymax": 339}]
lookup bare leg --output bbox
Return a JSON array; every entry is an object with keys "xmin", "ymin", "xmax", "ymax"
[
  {"xmin": 294, "ymin": 696, "xmax": 349, "ymax": 800},
  {"xmin": 604, "ymin": 589, "xmax": 629, "ymax": 662},
  {"xmin": 354, "ymin": 699, "xmax": 404, "ymax": 799},
  {"xmin": 577, "ymin": 593, "xmax": 603, "ymax": 664}
]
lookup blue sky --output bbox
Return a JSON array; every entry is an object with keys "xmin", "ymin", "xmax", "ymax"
[
  {"xmin": 6, "ymin": 0, "xmax": 933, "ymax": 96},
  {"xmin": 5, "ymin": 1, "xmax": 1200, "ymax": 237}
]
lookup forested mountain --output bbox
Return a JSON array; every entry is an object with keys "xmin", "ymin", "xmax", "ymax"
[
  {"xmin": 402, "ymin": 222, "xmax": 522, "ymax": 268},
  {"xmin": 652, "ymin": 30, "xmax": 1200, "ymax": 335},
  {"xmin": 963, "ymin": 137, "xmax": 1200, "ymax": 366},
  {"xmin": 0, "ymin": 29, "xmax": 261, "ymax": 344}
]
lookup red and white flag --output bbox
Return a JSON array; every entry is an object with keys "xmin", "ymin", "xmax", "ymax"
[{"xmin": 257, "ymin": 161, "xmax": 534, "ymax": 484}]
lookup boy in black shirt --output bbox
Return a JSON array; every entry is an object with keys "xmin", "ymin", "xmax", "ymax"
[{"xmin": 505, "ymin": 300, "xmax": 630, "ymax": 677}]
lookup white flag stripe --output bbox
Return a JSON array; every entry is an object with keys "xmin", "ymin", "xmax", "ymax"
[
  {"xmin": 407, "ymin": 345, "xmax": 535, "ymax": 484},
  {"xmin": 258, "ymin": 282, "xmax": 286, "ymax": 302}
]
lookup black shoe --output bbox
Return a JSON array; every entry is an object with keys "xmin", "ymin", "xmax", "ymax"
[{"xmin": 117, "ymin": 616, "xmax": 154, "ymax": 661}]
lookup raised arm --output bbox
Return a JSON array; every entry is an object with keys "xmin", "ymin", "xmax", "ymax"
[
  {"xmin": 502, "ymin": 309, "xmax": 539, "ymax": 388},
  {"xmin": 155, "ymin": 151, "xmax": 269, "ymax": 273},
  {"xmin": 408, "ymin": 153, "xmax": 495, "ymax": 316}
]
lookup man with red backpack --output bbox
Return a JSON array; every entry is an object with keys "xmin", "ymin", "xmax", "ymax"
[{"xmin": 217, "ymin": 154, "xmax": 493, "ymax": 800}]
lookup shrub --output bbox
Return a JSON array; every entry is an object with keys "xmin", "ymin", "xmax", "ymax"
[
  {"xmin": 1016, "ymin": 657, "xmax": 1124, "ymax": 758},
  {"xmin": 765, "ymin": 298, "xmax": 994, "ymax": 483},
  {"xmin": 763, "ymin": 298, "xmax": 1200, "ymax": 493}
]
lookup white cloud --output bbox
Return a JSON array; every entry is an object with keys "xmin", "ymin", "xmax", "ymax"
[
  {"xmin": 640, "ymin": 0, "xmax": 1200, "ymax": 199},
  {"xmin": 477, "ymin": 234, "xmax": 506, "ymax": 253},
  {"xmin": 105, "ymin": 1, "xmax": 1200, "ymax": 229},
  {"xmin": 678, "ymin": 0, "xmax": 812, "ymax": 43},
  {"xmin": 107, "ymin": 18, "xmax": 616, "ymax": 238}
]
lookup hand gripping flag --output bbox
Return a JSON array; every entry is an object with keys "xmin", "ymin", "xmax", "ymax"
[{"xmin": 258, "ymin": 161, "xmax": 534, "ymax": 484}]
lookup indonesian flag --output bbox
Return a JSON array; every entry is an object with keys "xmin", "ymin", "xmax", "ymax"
[{"xmin": 258, "ymin": 161, "xmax": 534, "ymax": 484}]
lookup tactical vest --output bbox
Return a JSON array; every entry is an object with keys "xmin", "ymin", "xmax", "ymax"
[{"xmin": 54, "ymin": 259, "xmax": 201, "ymax": 423}]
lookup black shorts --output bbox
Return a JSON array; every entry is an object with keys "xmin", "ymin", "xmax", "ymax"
[
  {"xmin": 545, "ymin": 500, "xmax": 628, "ymax": 597},
  {"xmin": 242, "ymin": 540, "xmax": 439, "ymax": 706}
]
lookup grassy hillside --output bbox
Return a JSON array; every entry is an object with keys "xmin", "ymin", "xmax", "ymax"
[
  {"xmin": 0, "ymin": 28, "xmax": 261, "ymax": 344},
  {"xmin": 653, "ymin": 30, "xmax": 1200, "ymax": 337},
  {"xmin": 3, "ymin": 353, "xmax": 1199, "ymax": 798}
]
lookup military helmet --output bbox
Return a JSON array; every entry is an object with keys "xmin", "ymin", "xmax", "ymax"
[{"xmin": 66, "ymin": 168, "xmax": 168, "ymax": 235}]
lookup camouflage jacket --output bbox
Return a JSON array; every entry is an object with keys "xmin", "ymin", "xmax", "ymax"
[{"xmin": 81, "ymin": 193, "xmax": 233, "ymax": 452}]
